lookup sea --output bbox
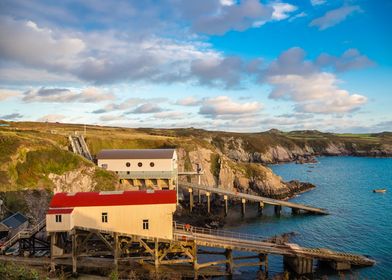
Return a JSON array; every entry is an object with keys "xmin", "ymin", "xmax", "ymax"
[{"xmin": 218, "ymin": 156, "xmax": 392, "ymax": 279}]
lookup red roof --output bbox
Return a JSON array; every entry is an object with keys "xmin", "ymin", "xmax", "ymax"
[
  {"xmin": 49, "ymin": 190, "xmax": 177, "ymax": 208},
  {"xmin": 47, "ymin": 208, "xmax": 74, "ymax": 214}
]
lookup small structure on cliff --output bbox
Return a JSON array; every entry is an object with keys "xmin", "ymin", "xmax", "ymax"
[
  {"xmin": 0, "ymin": 212, "xmax": 28, "ymax": 239},
  {"xmin": 97, "ymin": 149, "xmax": 178, "ymax": 191}
]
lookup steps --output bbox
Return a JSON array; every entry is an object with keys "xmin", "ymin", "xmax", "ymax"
[
  {"xmin": 0, "ymin": 219, "xmax": 46, "ymax": 254},
  {"xmin": 69, "ymin": 134, "xmax": 93, "ymax": 161}
]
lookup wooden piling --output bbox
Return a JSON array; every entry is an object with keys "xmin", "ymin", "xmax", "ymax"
[
  {"xmin": 188, "ymin": 188, "xmax": 193, "ymax": 212},
  {"xmin": 241, "ymin": 198, "xmax": 246, "ymax": 216},
  {"xmin": 50, "ymin": 233, "xmax": 56, "ymax": 272},
  {"xmin": 206, "ymin": 192, "xmax": 211, "ymax": 213},
  {"xmin": 224, "ymin": 195, "xmax": 228, "ymax": 216},
  {"xmin": 113, "ymin": 232, "xmax": 119, "ymax": 272},
  {"xmin": 274, "ymin": 205, "xmax": 282, "ymax": 216},
  {"xmin": 225, "ymin": 249, "xmax": 234, "ymax": 274},
  {"xmin": 258, "ymin": 201, "xmax": 264, "ymax": 215},
  {"xmin": 72, "ymin": 233, "xmax": 77, "ymax": 275}
]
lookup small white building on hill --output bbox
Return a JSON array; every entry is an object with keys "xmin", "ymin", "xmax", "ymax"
[
  {"xmin": 46, "ymin": 190, "xmax": 177, "ymax": 240},
  {"xmin": 96, "ymin": 149, "xmax": 178, "ymax": 190}
]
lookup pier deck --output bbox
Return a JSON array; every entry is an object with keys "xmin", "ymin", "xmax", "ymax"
[
  {"xmin": 179, "ymin": 182, "xmax": 329, "ymax": 215},
  {"xmin": 173, "ymin": 223, "xmax": 374, "ymax": 267}
]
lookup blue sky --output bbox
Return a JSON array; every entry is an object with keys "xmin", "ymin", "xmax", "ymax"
[{"xmin": 0, "ymin": 0, "xmax": 391, "ymax": 132}]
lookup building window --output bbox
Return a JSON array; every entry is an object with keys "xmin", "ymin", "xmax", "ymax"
[
  {"xmin": 150, "ymin": 162, "xmax": 155, "ymax": 167},
  {"xmin": 102, "ymin": 212, "xmax": 108, "ymax": 223},
  {"xmin": 143, "ymin": 219, "xmax": 149, "ymax": 230},
  {"xmin": 126, "ymin": 162, "xmax": 131, "ymax": 167},
  {"xmin": 127, "ymin": 171, "xmax": 130, "ymax": 175},
  {"xmin": 138, "ymin": 162, "xmax": 143, "ymax": 167},
  {"xmin": 55, "ymin": 214, "xmax": 62, "ymax": 223},
  {"xmin": 101, "ymin": 164, "xmax": 108, "ymax": 169}
]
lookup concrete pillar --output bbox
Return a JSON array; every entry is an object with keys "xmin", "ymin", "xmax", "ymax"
[
  {"xmin": 188, "ymin": 188, "xmax": 193, "ymax": 212},
  {"xmin": 258, "ymin": 201, "xmax": 264, "ymax": 215},
  {"xmin": 225, "ymin": 249, "xmax": 234, "ymax": 274},
  {"xmin": 284, "ymin": 256, "xmax": 314, "ymax": 274},
  {"xmin": 72, "ymin": 233, "xmax": 77, "ymax": 275},
  {"xmin": 274, "ymin": 205, "xmax": 282, "ymax": 216},
  {"xmin": 241, "ymin": 198, "xmax": 246, "ymax": 216},
  {"xmin": 224, "ymin": 195, "xmax": 229, "ymax": 216},
  {"xmin": 292, "ymin": 208, "xmax": 300, "ymax": 215},
  {"xmin": 329, "ymin": 261, "xmax": 351, "ymax": 271},
  {"xmin": 206, "ymin": 192, "xmax": 211, "ymax": 213}
]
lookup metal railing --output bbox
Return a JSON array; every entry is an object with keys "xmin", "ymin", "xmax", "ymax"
[
  {"xmin": 173, "ymin": 222, "xmax": 269, "ymax": 244},
  {"xmin": 0, "ymin": 219, "xmax": 46, "ymax": 253},
  {"xmin": 117, "ymin": 170, "xmax": 177, "ymax": 179}
]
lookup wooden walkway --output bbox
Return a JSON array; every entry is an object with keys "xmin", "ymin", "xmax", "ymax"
[
  {"xmin": 173, "ymin": 223, "xmax": 375, "ymax": 267},
  {"xmin": 179, "ymin": 182, "xmax": 329, "ymax": 215}
]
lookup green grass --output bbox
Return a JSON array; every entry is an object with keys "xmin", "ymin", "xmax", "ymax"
[
  {"xmin": 210, "ymin": 154, "xmax": 221, "ymax": 181},
  {"xmin": 15, "ymin": 148, "xmax": 85, "ymax": 189},
  {"xmin": 93, "ymin": 168, "xmax": 118, "ymax": 191},
  {"xmin": 0, "ymin": 262, "xmax": 44, "ymax": 280}
]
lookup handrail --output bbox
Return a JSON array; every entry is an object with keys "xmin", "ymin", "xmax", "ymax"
[
  {"xmin": 0, "ymin": 219, "xmax": 46, "ymax": 253},
  {"xmin": 173, "ymin": 222, "xmax": 269, "ymax": 243}
]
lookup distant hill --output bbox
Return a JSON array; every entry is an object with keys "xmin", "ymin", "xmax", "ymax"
[{"xmin": 0, "ymin": 121, "xmax": 391, "ymax": 219}]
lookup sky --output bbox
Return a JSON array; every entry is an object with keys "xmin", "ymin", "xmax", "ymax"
[{"xmin": 0, "ymin": 0, "xmax": 391, "ymax": 132}]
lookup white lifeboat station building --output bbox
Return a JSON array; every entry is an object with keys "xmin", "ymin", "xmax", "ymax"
[
  {"xmin": 46, "ymin": 190, "xmax": 177, "ymax": 240},
  {"xmin": 97, "ymin": 149, "xmax": 178, "ymax": 190}
]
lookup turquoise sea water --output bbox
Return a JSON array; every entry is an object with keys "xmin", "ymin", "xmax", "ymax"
[{"xmin": 222, "ymin": 157, "xmax": 392, "ymax": 279}]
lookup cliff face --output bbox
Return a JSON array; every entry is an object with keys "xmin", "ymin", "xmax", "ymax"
[
  {"xmin": 177, "ymin": 146, "xmax": 308, "ymax": 200},
  {"xmin": 214, "ymin": 135, "xmax": 392, "ymax": 164}
]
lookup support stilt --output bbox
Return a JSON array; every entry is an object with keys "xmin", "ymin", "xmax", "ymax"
[
  {"xmin": 292, "ymin": 208, "xmax": 300, "ymax": 215},
  {"xmin": 50, "ymin": 233, "xmax": 56, "ymax": 272},
  {"xmin": 198, "ymin": 190, "xmax": 201, "ymax": 204},
  {"xmin": 154, "ymin": 238, "xmax": 159, "ymax": 268},
  {"xmin": 225, "ymin": 249, "xmax": 234, "ymax": 275},
  {"xmin": 241, "ymin": 198, "xmax": 246, "ymax": 217},
  {"xmin": 72, "ymin": 233, "xmax": 77, "ymax": 275},
  {"xmin": 113, "ymin": 232, "xmax": 119, "ymax": 272},
  {"xmin": 258, "ymin": 201, "xmax": 264, "ymax": 215},
  {"xmin": 274, "ymin": 205, "xmax": 282, "ymax": 216},
  {"xmin": 189, "ymin": 188, "xmax": 193, "ymax": 212},
  {"xmin": 206, "ymin": 192, "xmax": 211, "ymax": 213},
  {"xmin": 224, "ymin": 195, "xmax": 228, "ymax": 216}
]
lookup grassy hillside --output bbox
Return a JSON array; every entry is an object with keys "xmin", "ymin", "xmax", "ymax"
[{"xmin": 0, "ymin": 121, "xmax": 391, "ymax": 192}]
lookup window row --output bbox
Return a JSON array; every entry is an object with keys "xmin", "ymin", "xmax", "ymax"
[
  {"xmin": 126, "ymin": 162, "xmax": 155, "ymax": 167},
  {"xmin": 54, "ymin": 214, "xmax": 149, "ymax": 230}
]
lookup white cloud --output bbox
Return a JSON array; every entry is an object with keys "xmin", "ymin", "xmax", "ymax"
[
  {"xmin": 0, "ymin": 89, "xmax": 21, "ymax": 101},
  {"xmin": 316, "ymin": 48, "xmax": 374, "ymax": 72},
  {"xmin": 23, "ymin": 87, "xmax": 115, "ymax": 103},
  {"xmin": 190, "ymin": 0, "xmax": 274, "ymax": 35},
  {"xmin": 128, "ymin": 103, "xmax": 163, "ymax": 114},
  {"xmin": 36, "ymin": 114, "xmax": 66, "ymax": 122},
  {"xmin": 0, "ymin": 16, "xmax": 84, "ymax": 70},
  {"xmin": 310, "ymin": 5, "xmax": 361, "ymax": 30},
  {"xmin": 153, "ymin": 111, "xmax": 185, "ymax": 119},
  {"xmin": 310, "ymin": 0, "xmax": 326, "ymax": 6},
  {"xmin": 0, "ymin": 113, "xmax": 23, "ymax": 120},
  {"xmin": 271, "ymin": 2, "xmax": 297, "ymax": 21},
  {"xmin": 175, "ymin": 96, "xmax": 202, "ymax": 106},
  {"xmin": 92, "ymin": 97, "xmax": 167, "ymax": 114},
  {"xmin": 199, "ymin": 96, "xmax": 263, "ymax": 117},
  {"xmin": 268, "ymin": 73, "xmax": 367, "ymax": 113}
]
